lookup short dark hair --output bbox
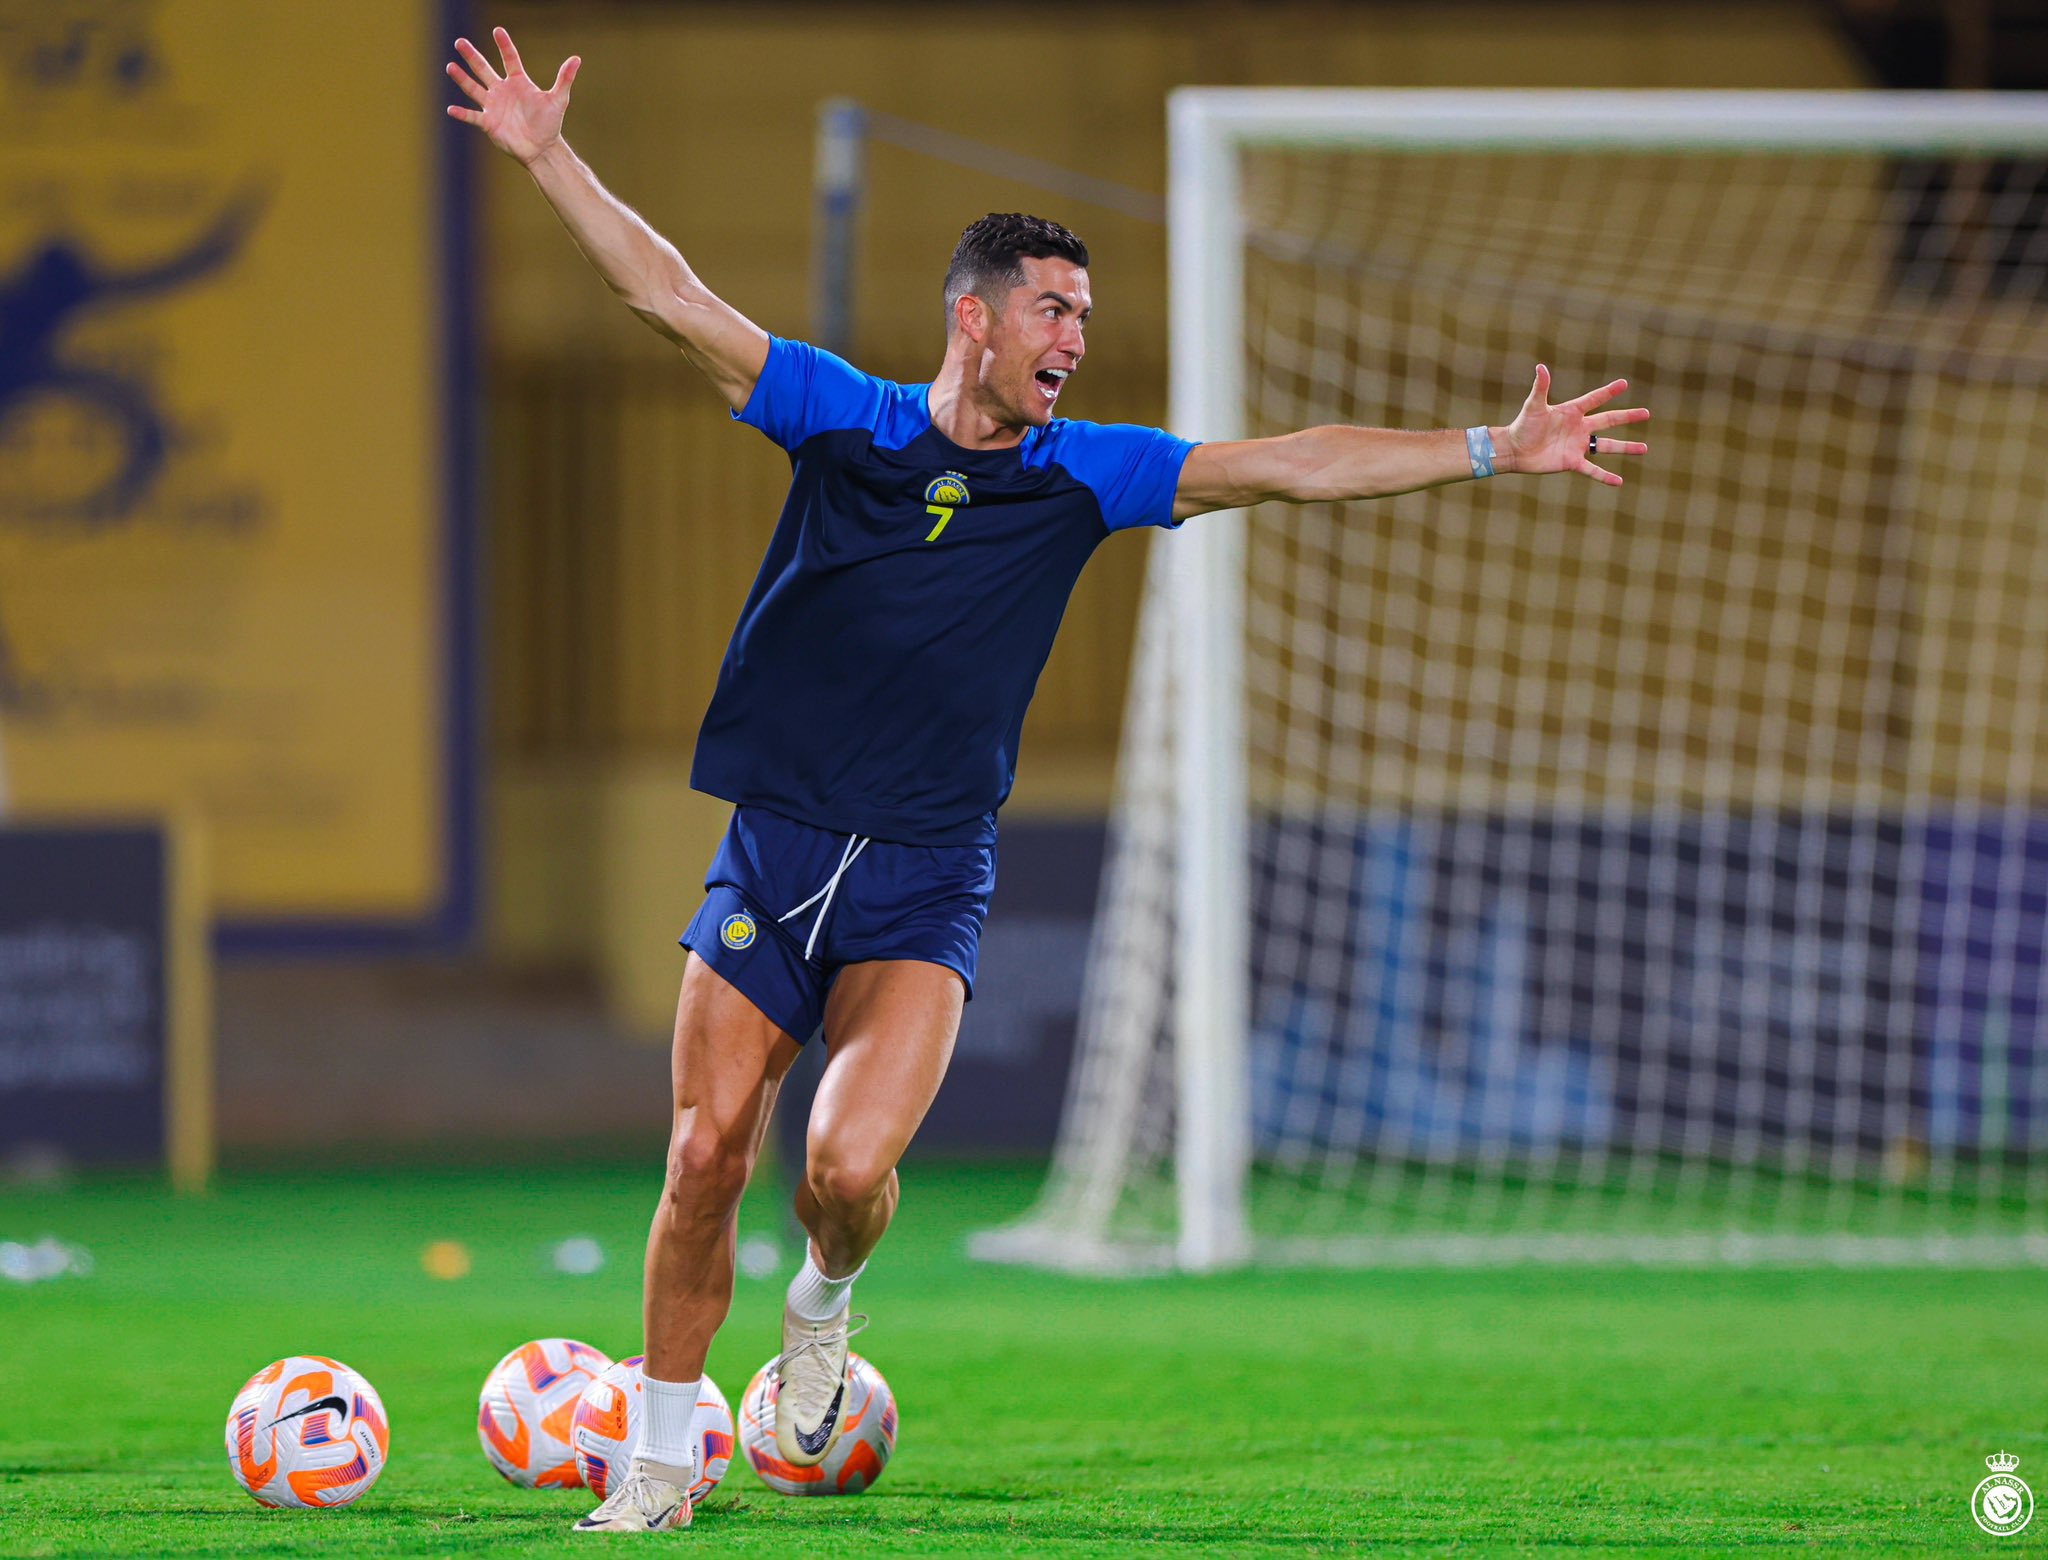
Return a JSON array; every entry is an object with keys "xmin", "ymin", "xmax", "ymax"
[{"xmin": 942, "ymin": 213, "xmax": 1089, "ymax": 331}]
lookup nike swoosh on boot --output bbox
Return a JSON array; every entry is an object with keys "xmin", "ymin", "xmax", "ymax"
[{"xmin": 794, "ymin": 1382, "xmax": 845, "ymax": 1458}]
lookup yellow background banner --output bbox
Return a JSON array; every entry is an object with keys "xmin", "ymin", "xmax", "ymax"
[{"xmin": 0, "ymin": 0, "xmax": 462, "ymax": 934}]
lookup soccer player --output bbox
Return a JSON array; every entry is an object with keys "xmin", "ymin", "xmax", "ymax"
[{"xmin": 448, "ymin": 27, "xmax": 1649, "ymax": 1534}]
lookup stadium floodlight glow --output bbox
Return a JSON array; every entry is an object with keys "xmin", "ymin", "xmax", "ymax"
[{"xmin": 973, "ymin": 88, "xmax": 2048, "ymax": 1275}]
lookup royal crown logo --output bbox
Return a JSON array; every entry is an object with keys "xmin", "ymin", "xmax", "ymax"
[{"xmin": 1973, "ymin": 1450, "xmax": 2033, "ymax": 1537}]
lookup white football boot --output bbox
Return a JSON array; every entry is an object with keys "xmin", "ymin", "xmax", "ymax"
[
  {"xmin": 572, "ymin": 1456, "xmax": 694, "ymax": 1533},
  {"xmin": 773, "ymin": 1303, "xmax": 866, "ymax": 1466}
]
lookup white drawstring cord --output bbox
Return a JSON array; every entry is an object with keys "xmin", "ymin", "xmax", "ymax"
[{"xmin": 778, "ymin": 835, "xmax": 870, "ymax": 960}]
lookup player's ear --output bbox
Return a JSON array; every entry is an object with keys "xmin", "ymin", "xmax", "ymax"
[{"xmin": 956, "ymin": 292, "xmax": 989, "ymax": 344}]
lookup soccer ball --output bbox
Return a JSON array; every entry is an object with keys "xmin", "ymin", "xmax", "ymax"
[
  {"xmin": 224, "ymin": 1356, "xmax": 390, "ymax": 1509},
  {"xmin": 570, "ymin": 1356, "xmax": 734, "ymax": 1508},
  {"xmin": 738, "ymin": 1352, "xmax": 897, "ymax": 1496},
  {"xmin": 477, "ymin": 1337, "xmax": 611, "ymax": 1489}
]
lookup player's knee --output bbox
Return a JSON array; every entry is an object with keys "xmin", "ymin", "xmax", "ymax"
[
  {"xmin": 664, "ymin": 1120, "xmax": 751, "ymax": 1214},
  {"xmin": 805, "ymin": 1140, "xmax": 894, "ymax": 1213}
]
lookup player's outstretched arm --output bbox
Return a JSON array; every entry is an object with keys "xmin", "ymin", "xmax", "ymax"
[
  {"xmin": 446, "ymin": 27, "xmax": 768, "ymax": 410},
  {"xmin": 1171, "ymin": 366, "xmax": 1649, "ymax": 522}
]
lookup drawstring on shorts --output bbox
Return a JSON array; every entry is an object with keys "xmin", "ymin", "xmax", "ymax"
[{"xmin": 778, "ymin": 834, "xmax": 870, "ymax": 961}]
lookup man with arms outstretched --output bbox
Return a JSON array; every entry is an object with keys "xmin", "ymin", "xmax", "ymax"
[{"xmin": 448, "ymin": 27, "xmax": 1650, "ymax": 1535}]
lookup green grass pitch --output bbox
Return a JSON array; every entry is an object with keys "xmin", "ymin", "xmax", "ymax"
[{"xmin": 2, "ymin": 1157, "xmax": 2042, "ymax": 1556}]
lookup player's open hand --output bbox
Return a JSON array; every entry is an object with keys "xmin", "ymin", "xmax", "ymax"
[
  {"xmin": 1498, "ymin": 366, "xmax": 1649, "ymax": 487},
  {"xmin": 446, "ymin": 27, "xmax": 579, "ymax": 166}
]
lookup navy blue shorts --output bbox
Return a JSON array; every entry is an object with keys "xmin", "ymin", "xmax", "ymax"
[{"xmin": 679, "ymin": 805, "xmax": 997, "ymax": 1044}]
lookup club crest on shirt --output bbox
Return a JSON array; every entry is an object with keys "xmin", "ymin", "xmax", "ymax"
[
  {"xmin": 719, "ymin": 912, "xmax": 757, "ymax": 950},
  {"xmin": 923, "ymin": 472, "xmax": 970, "ymax": 542}
]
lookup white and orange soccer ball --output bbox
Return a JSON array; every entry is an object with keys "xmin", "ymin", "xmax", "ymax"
[
  {"xmin": 477, "ymin": 1337, "xmax": 612, "ymax": 1489},
  {"xmin": 738, "ymin": 1352, "xmax": 898, "ymax": 1496},
  {"xmin": 224, "ymin": 1355, "xmax": 390, "ymax": 1510},
  {"xmin": 570, "ymin": 1356, "xmax": 733, "ymax": 1508}
]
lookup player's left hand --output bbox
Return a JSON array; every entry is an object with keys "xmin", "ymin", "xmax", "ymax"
[{"xmin": 1498, "ymin": 365, "xmax": 1649, "ymax": 487}]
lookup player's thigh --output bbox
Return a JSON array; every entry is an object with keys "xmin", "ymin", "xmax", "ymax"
[
  {"xmin": 672, "ymin": 951, "xmax": 803, "ymax": 1148},
  {"xmin": 808, "ymin": 959, "xmax": 964, "ymax": 1175}
]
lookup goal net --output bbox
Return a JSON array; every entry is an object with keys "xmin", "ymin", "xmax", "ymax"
[{"xmin": 973, "ymin": 91, "xmax": 2048, "ymax": 1271}]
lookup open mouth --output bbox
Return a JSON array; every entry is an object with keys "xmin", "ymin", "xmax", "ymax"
[{"xmin": 1034, "ymin": 367, "xmax": 1070, "ymax": 402}]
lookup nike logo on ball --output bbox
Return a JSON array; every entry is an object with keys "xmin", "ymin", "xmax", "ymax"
[
  {"xmin": 795, "ymin": 1384, "xmax": 844, "ymax": 1456},
  {"xmin": 269, "ymin": 1395, "xmax": 349, "ymax": 1428}
]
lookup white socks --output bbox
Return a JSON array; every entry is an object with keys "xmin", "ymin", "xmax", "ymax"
[
  {"xmin": 786, "ymin": 1246, "xmax": 863, "ymax": 1322},
  {"xmin": 634, "ymin": 1249, "xmax": 861, "ymax": 1472},
  {"xmin": 638, "ymin": 1373, "xmax": 701, "ymax": 1472}
]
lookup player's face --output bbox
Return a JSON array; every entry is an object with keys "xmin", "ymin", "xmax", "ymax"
[{"xmin": 987, "ymin": 256, "xmax": 1090, "ymax": 426}]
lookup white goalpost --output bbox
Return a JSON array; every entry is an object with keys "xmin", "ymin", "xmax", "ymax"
[{"xmin": 973, "ymin": 89, "xmax": 2048, "ymax": 1273}]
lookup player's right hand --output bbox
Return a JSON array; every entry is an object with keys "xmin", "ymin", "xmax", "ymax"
[{"xmin": 446, "ymin": 26, "xmax": 580, "ymax": 166}]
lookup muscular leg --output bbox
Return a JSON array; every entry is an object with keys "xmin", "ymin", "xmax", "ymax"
[
  {"xmin": 794, "ymin": 959, "xmax": 964, "ymax": 1277},
  {"xmin": 644, "ymin": 953, "xmax": 801, "ymax": 1382}
]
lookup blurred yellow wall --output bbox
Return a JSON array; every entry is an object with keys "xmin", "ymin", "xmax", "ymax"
[
  {"xmin": 478, "ymin": 1, "xmax": 1867, "ymax": 1030},
  {"xmin": 0, "ymin": 1, "xmax": 451, "ymax": 929}
]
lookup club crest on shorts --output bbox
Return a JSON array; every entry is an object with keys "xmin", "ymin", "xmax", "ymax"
[
  {"xmin": 719, "ymin": 912, "xmax": 757, "ymax": 950},
  {"xmin": 1973, "ymin": 1452, "xmax": 2034, "ymax": 1537}
]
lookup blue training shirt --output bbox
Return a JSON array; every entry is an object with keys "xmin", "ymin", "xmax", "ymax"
[{"xmin": 691, "ymin": 336, "xmax": 1197, "ymax": 847}]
